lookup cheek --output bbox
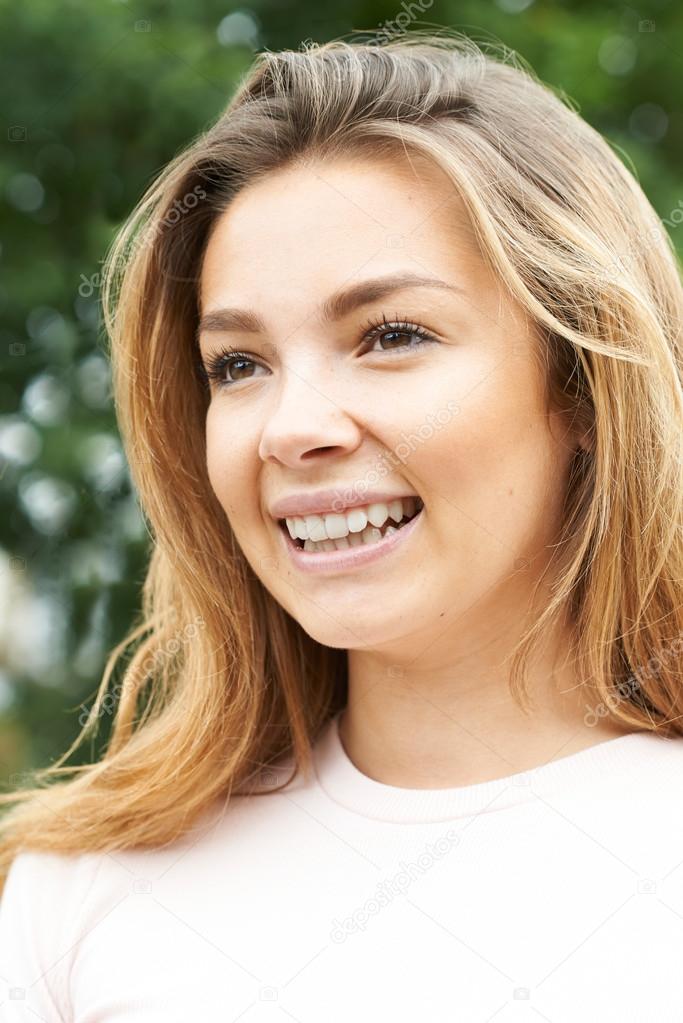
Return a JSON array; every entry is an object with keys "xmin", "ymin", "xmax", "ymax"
[
  {"xmin": 205, "ymin": 404, "xmax": 257, "ymax": 522},
  {"xmin": 417, "ymin": 363, "xmax": 564, "ymax": 550}
]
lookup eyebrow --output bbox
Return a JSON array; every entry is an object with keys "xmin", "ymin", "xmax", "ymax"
[{"xmin": 196, "ymin": 272, "xmax": 463, "ymax": 340}]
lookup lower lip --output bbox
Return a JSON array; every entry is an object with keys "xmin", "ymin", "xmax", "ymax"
[{"xmin": 278, "ymin": 508, "xmax": 424, "ymax": 574}]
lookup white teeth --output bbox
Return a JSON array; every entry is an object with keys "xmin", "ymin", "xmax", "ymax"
[
  {"xmin": 388, "ymin": 498, "xmax": 406, "ymax": 523},
  {"xmin": 293, "ymin": 516, "xmax": 309, "ymax": 540},
  {"xmin": 325, "ymin": 513, "xmax": 353, "ymax": 540},
  {"xmin": 346, "ymin": 507, "xmax": 368, "ymax": 533},
  {"xmin": 366, "ymin": 503, "xmax": 386, "ymax": 528},
  {"xmin": 301, "ymin": 517, "xmax": 412, "ymax": 553},
  {"xmin": 302, "ymin": 515, "xmax": 326, "ymax": 542},
  {"xmin": 285, "ymin": 496, "xmax": 421, "ymax": 543}
]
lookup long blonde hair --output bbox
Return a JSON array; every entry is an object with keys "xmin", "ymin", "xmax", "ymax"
[{"xmin": 2, "ymin": 30, "xmax": 682, "ymax": 890}]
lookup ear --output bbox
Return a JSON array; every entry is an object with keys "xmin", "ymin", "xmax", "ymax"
[
  {"xmin": 576, "ymin": 428, "xmax": 593, "ymax": 454},
  {"xmin": 550, "ymin": 407, "xmax": 593, "ymax": 455}
]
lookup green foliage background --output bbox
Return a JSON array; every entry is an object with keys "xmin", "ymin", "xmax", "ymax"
[{"xmin": 1, "ymin": 0, "xmax": 681, "ymax": 787}]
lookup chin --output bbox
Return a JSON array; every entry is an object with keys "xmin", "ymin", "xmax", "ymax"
[{"xmin": 296, "ymin": 609, "xmax": 407, "ymax": 652}]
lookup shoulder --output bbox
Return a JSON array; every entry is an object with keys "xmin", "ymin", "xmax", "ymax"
[
  {"xmin": 2, "ymin": 847, "xmax": 106, "ymax": 919},
  {"xmin": 1, "ymin": 847, "xmax": 104, "ymax": 928},
  {"xmin": 3, "ymin": 845, "xmax": 103, "ymax": 892},
  {"xmin": 0, "ymin": 849, "xmax": 104, "ymax": 1020}
]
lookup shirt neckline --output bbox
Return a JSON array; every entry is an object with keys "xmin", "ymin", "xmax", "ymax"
[{"xmin": 312, "ymin": 711, "xmax": 660, "ymax": 823}]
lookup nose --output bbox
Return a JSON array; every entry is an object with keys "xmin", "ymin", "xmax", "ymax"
[{"xmin": 257, "ymin": 359, "xmax": 364, "ymax": 468}]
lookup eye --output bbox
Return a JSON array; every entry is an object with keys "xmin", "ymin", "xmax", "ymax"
[
  {"xmin": 197, "ymin": 313, "xmax": 439, "ymax": 391},
  {"xmin": 360, "ymin": 312, "xmax": 439, "ymax": 356},
  {"xmin": 198, "ymin": 347, "xmax": 265, "ymax": 389}
]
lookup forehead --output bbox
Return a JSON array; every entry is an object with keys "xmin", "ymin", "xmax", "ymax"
[{"xmin": 198, "ymin": 154, "xmax": 484, "ymax": 311}]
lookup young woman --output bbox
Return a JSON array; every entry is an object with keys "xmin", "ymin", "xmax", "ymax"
[{"xmin": 2, "ymin": 30, "xmax": 683, "ymax": 1021}]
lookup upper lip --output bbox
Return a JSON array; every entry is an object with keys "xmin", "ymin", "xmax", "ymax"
[{"xmin": 268, "ymin": 488, "xmax": 422, "ymax": 520}]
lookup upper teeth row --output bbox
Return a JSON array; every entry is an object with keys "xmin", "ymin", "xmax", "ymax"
[{"xmin": 284, "ymin": 496, "xmax": 421, "ymax": 542}]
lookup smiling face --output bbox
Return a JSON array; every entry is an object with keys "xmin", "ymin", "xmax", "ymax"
[{"xmin": 198, "ymin": 152, "xmax": 582, "ymax": 654}]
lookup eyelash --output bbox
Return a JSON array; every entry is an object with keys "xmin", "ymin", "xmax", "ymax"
[{"xmin": 199, "ymin": 313, "xmax": 439, "ymax": 390}]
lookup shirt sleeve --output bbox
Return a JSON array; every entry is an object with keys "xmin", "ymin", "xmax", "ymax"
[{"xmin": 0, "ymin": 849, "xmax": 99, "ymax": 1022}]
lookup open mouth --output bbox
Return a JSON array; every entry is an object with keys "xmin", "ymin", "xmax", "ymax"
[{"xmin": 279, "ymin": 497, "xmax": 425, "ymax": 553}]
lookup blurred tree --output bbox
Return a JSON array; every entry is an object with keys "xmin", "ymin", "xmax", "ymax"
[{"xmin": 0, "ymin": 0, "xmax": 681, "ymax": 785}]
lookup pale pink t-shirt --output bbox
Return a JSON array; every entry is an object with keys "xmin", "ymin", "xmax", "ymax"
[{"xmin": 2, "ymin": 713, "xmax": 683, "ymax": 1021}]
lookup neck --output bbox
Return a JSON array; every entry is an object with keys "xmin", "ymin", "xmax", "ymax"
[{"xmin": 340, "ymin": 609, "xmax": 634, "ymax": 789}]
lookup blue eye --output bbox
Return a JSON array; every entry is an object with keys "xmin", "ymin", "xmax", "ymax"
[{"xmin": 199, "ymin": 314, "xmax": 438, "ymax": 390}]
